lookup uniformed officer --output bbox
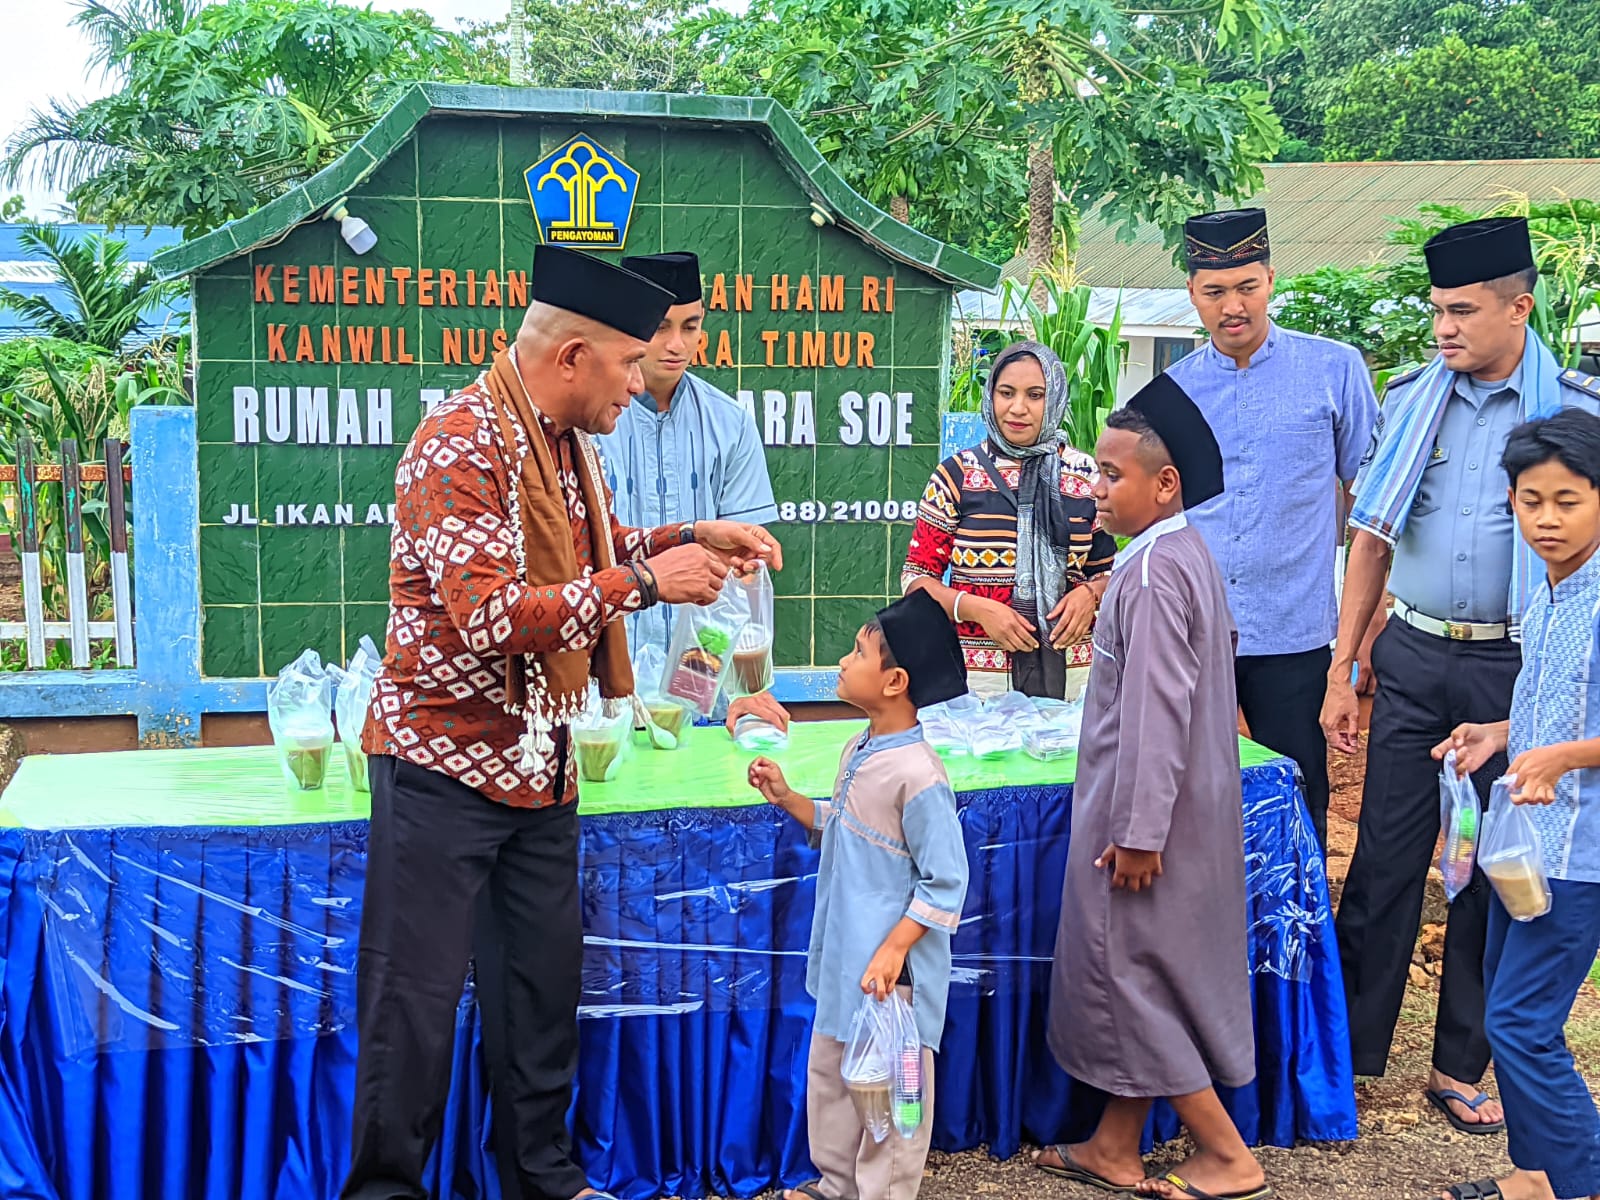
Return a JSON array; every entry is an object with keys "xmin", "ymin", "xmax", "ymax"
[{"xmin": 1323, "ymin": 216, "xmax": 1600, "ymax": 1134}]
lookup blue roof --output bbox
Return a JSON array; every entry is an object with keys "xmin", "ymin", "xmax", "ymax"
[{"xmin": 0, "ymin": 223, "xmax": 189, "ymax": 343}]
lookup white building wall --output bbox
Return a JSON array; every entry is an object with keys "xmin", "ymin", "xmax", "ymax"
[{"xmin": 1119, "ymin": 335, "xmax": 1156, "ymax": 402}]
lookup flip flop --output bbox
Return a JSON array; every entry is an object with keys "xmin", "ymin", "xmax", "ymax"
[
  {"xmin": 1442, "ymin": 1181, "xmax": 1504, "ymax": 1200},
  {"xmin": 1034, "ymin": 1145, "xmax": 1139, "ymax": 1193},
  {"xmin": 784, "ymin": 1183, "xmax": 833, "ymax": 1200},
  {"xmin": 1147, "ymin": 1173, "xmax": 1274, "ymax": 1200},
  {"xmin": 1426, "ymin": 1088, "xmax": 1506, "ymax": 1135}
]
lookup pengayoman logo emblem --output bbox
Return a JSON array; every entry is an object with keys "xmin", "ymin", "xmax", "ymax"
[{"xmin": 524, "ymin": 134, "xmax": 640, "ymax": 250}]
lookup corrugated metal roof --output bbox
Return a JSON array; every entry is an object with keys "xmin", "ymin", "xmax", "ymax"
[
  {"xmin": 955, "ymin": 286, "xmax": 1196, "ymax": 330},
  {"xmin": 1069, "ymin": 159, "xmax": 1600, "ymax": 289}
]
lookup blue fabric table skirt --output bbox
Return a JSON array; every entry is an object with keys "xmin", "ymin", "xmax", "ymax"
[{"xmin": 0, "ymin": 758, "xmax": 1354, "ymax": 1199}]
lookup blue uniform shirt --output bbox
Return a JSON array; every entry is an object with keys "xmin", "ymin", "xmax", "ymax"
[
  {"xmin": 596, "ymin": 370, "xmax": 779, "ymax": 660},
  {"xmin": 1167, "ymin": 323, "xmax": 1377, "ymax": 655},
  {"xmin": 1374, "ymin": 365, "xmax": 1600, "ymax": 622},
  {"xmin": 1509, "ymin": 545, "xmax": 1600, "ymax": 883}
]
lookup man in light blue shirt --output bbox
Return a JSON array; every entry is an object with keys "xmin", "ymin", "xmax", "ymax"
[
  {"xmin": 1168, "ymin": 208, "xmax": 1379, "ymax": 851},
  {"xmin": 595, "ymin": 251, "xmax": 785, "ymax": 728}
]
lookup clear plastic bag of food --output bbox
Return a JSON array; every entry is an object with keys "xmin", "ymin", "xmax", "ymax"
[
  {"xmin": 633, "ymin": 643, "xmax": 693, "ymax": 747},
  {"xmin": 882, "ymin": 989, "xmax": 925, "ymax": 1137},
  {"xmin": 1031, "ymin": 696, "xmax": 1084, "ymax": 742},
  {"xmin": 1479, "ymin": 777, "xmax": 1552, "ymax": 922},
  {"xmin": 1437, "ymin": 750, "xmax": 1480, "ymax": 903},
  {"xmin": 841, "ymin": 995, "xmax": 894, "ymax": 1143},
  {"xmin": 1024, "ymin": 725, "xmax": 1076, "ymax": 762},
  {"xmin": 571, "ymin": 688, "xmax": 632, "ymax": 783},
  {"xmin": 331, "ymin": 636, "xmax": 382, "ymax": 792},
  {"xmin": 732, "ymin": 713, "xmax": 788, "ymax": 753},
  {"xmin": 661, "ymin": 582, "xmax": 749, "ymax": 716},
  {"xmin": 918, "ymin": 706, "xmax": 968, "ymax": 757},
  {"xmin": 841, "ymin": 990, "xmax": 923, "ymax": 1142},
  {"xmin": 267, "ymin": 649, "xmax": 335, "ymax": 790},
  {"xmin": 966, "ymin": 710, "xmax": 1022, "ymax": 759},
  {"xmin": 986, "ymin": 690, "xmax": 1041, "ymax": 732},
  {"xmin": 725, "ymin": 563, "xmax": 775, "ymax": 698}
]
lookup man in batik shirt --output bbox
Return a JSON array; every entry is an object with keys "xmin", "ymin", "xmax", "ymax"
[{"xmin": 343, "ymin": 245, "xmax": 780, "ymax": 1200}]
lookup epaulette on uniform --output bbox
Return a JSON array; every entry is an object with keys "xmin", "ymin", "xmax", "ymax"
[
  {"xmin": 1382, "ymin": 364, "xmax": 1427, "ymax": 393},
  {"xmin": 1560, "ymin": 367, "xmax": 1600, "ymax": 400}
]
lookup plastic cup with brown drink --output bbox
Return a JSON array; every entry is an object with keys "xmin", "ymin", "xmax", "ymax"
[{"xmin": 730, "ymin": 625, "xmax": 773, "ymax": 697}]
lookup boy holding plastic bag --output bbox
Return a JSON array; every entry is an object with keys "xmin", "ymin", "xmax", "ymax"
[
  {"xmin": 1434, "ymin": 409, "xmax": 1600, "ymax": 1200},
  {"xmin": 748, "ymin": 589, "xmax": 969, "ymax": 1200}
]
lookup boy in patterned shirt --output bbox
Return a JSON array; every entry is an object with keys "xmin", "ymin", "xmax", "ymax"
[
  {"xmin": 1435, "ymin": 408, "xmax": 1600, "ymax": 1200},
  {"xmin": 749, "ymin": 589, "xmax": 970, "ymax": 1200}
]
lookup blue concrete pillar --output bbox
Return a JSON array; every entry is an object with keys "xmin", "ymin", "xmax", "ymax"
[{"xmin": 130, "ymin": 406, "xmax": 203, "ymax": 745}]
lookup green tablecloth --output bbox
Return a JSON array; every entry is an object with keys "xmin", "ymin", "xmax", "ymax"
[{"xmin": 0, "ymin": 721, "xmax": 1282, "ymax": 829}]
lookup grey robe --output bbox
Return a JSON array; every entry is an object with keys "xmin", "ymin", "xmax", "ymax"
[{"xmin": 1047, "ymin": 517, "xmax": 1255, "ymax": 1098}]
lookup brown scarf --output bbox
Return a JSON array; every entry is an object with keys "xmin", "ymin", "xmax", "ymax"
[{"xmin": 483, "ymin": 349, "xmax": 634, "ymax": 772}]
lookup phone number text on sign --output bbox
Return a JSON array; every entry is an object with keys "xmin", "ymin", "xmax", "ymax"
[{"xmin": 775, "ymin": 500, "xmax": 921, "ymax": 523}]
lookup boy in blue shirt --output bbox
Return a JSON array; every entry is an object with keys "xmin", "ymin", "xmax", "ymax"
[
  {"xmin": 749, "ymin": 589, "xmax": 970, "ymax": 1200},
  {"xmin": 1435, "ymin": 407, "xmax": 1600, "ymax": 1200}
]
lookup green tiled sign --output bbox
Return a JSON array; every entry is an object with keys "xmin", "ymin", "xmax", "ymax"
[{"xmin": 162, "ymin": 87, "xmax": 999, "ymax": 679}]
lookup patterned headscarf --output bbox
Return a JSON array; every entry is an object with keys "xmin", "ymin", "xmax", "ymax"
[{"xmin": 981, "ymin": 341, "xmax": 1075, "ymax": 626}]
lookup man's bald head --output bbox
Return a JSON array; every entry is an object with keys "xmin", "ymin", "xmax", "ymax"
[{"xmin": 514, "ymin": 301, "xmax": 651, "ymax": 436}]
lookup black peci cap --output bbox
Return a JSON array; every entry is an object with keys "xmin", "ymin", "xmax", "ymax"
[
  {"xmin": 877, "ymin": 589, "xmax": 968, "ymax": 709},
  {"xmin": 1424, "ymin": 217, "xmax": 1536, "ymax": 290},
  {"xmin": 1184, "ymin": 208, "xmax": 1270, "ymax": 272},
  {"xmin": 1128, "ymin": 374, "xmax": 1226, "ymax": 510},
  {"xmin": 620, "ymin": 251, "xmax": 703, "ymax": 306},
  {"xmin": 530, "ymin": 245, "xmax": 675, "ymax": 342}
]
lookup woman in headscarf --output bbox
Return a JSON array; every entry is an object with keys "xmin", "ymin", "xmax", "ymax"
[{"xmin": 901, "ymin": 341, "xmax": 1116, "ymax": 700}]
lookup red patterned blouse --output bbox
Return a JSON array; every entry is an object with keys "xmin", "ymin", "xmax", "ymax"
[
  {"xmin": 900, "ymin": 440, "xmax": 1115, "ymax": 675},
  {"xmin": 364, "ymin": 378, "xmax": 691, "ymax": 808}
]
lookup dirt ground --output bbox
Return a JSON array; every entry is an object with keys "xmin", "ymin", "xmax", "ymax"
[{"xmin": 719, "ymin": 735, "xmax": 1600, "ymax": 1200}]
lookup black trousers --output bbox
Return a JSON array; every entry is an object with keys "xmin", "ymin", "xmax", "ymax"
[
  {"xmin": 1235, "ymin": 647, "xmax": 1333, "ymax": 850},
  {"xmin": 1334, "ymin": 619, "xmax": 1519, "ymax": 1081},
  {"xmin": 342, "ymin": 756, "xmax": 587, "ymax": 1200}
]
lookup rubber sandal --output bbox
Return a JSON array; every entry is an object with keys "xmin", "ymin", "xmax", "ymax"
[
  {"xmin": 1442, "ymin": 1181, "xmax": 1504, "ymax": 1200},
  {"xmin": 785, "ymin": 1183, "xmax": 833, "ymax": 1200},
  {"xmin": 1426, "ymin": 1088, "xmax": 1506, "ymax": 1135},
  {"xmin": 1149, "ymin": 1173, "xmax": 1274, "ymax": 1200},
  {"xmin": 1034, "ymin": 1145, "xmax": 1139, "ymax": 1193}
]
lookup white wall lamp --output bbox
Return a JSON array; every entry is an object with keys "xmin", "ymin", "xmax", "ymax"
[{"xmin": 326, "ymin": 198, "xmax": 378, "ymax": 255}]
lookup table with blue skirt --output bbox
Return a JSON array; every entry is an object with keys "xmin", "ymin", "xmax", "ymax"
[{"xmin": 0, "ymin": 720, "xmax": 1356, "ymax": 1200}]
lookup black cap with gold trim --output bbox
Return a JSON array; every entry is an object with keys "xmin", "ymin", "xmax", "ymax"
[{"xmin": 1184, "ymin": 208, "xmax": 1270, "ymax": 272}]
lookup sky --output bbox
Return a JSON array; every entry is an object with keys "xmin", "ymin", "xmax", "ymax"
[{"xmin": 1, "ymin": 0, "xmax": 514, "ymax": 220}]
